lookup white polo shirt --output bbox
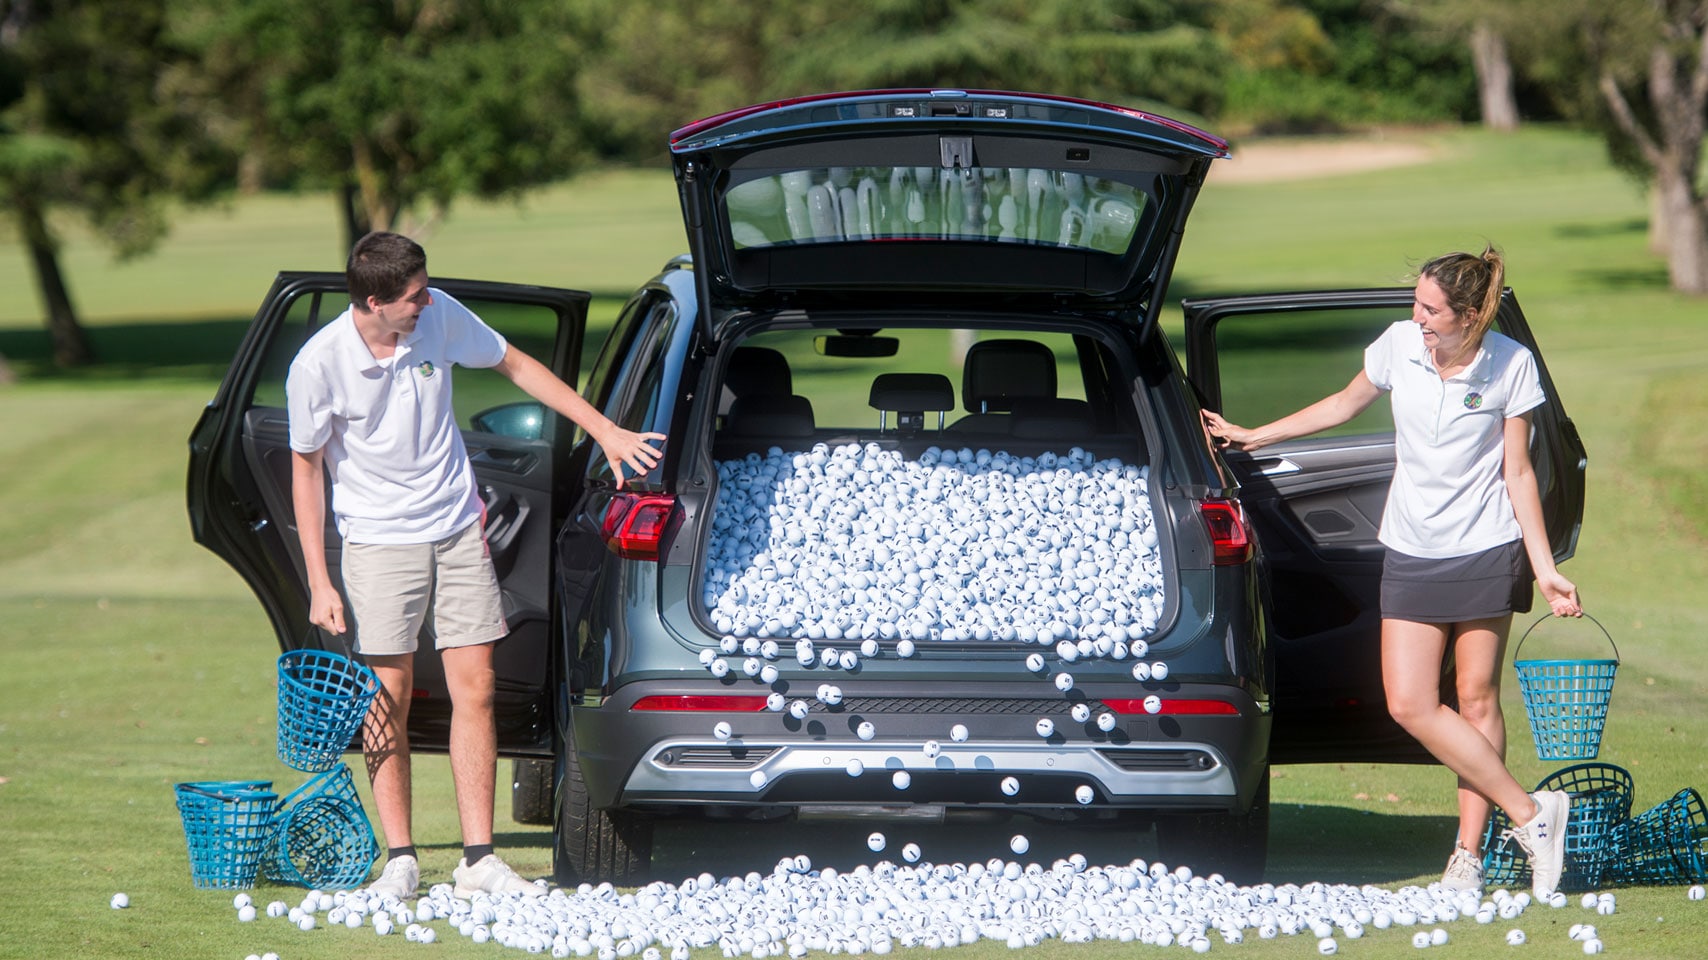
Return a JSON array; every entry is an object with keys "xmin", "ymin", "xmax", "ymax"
[
  {"xmin": 287, "ymin": 289, "xmax": 509, "ymax": 544},
  {"xmin": 1364, "ymin": 321, "xmax": 1545, "ymax": 559}
]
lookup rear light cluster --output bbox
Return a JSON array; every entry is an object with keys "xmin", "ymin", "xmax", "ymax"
[
  {"xmin": 601, "ymin": 493, "xmax": 676, "ymax": 560},
  {"xmin": 1102, "ymin": 698, "xmax": 1239, "ymax": 716},
  {"xmin": 1199, "ymin": 498, "xmax": 1253, "ymax": 565}
]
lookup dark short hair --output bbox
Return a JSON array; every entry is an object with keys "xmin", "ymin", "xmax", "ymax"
[{"xmin": 347, "ymin": 232, "xmax": 427, "ymax": 308}]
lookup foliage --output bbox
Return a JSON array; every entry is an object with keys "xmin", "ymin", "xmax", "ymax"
[{"xmin": 186, "ymin": 0, "xmax": 591, "ymax": 248}]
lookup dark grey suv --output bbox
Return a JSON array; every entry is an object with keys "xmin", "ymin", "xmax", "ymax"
[{"xmin": 188, "ymin": 89, "xmax": 1585, "ymax": 887}]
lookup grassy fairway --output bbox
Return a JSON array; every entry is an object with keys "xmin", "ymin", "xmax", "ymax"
[{"xmin": 3, "ymin": 127, "xmax": 1708, "ymax": 958}]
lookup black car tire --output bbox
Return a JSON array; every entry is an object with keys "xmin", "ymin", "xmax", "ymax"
[
  {"xmin": 1154, "ymin": 766, "xmax": 1270, "ymax": 885},
  {"xmin": 553, "ymin": 724, "xmax": 653, "ymax": 885},
  {"xmin": 511, "ymin": 759, "xmax": 555, "ymax": 825}
]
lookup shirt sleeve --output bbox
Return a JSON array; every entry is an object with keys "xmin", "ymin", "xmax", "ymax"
[
  {"xmin": 286, "ymin": 357, "xmax": 334, "ymax": 454},
  {"xmin": 1504, "ymin": 345, "xmax": 1546, "ymax": 418},
  {"xmin": 434, "ymin": 289, "xmax": 510, "ymax": 369},
  {"xmin": 1362, "ymin": 322, "xmax": 1404, "ymax": 392}
]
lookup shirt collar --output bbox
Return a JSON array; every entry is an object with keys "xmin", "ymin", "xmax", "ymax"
[
  {"xmin": 337, "ymin": 309, "xmax": 420, "ymax": 372},
  {"xmin": 1407, "ymin": 329, "xmax": 1495, "ymax": 384}
]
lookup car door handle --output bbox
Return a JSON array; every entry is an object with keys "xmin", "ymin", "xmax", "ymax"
[{"xmin": 1251, "ymin": 457, "xmax": 1301, "ymax": 477}]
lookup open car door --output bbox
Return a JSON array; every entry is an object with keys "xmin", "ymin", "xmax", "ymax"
[
  {"xmin": 188, "ymin": 273, "xmax": 590, "ymax": 756},
  {"xmin": 1182, "ymin": 288, "xmax": 1586, "ymax": 764}
]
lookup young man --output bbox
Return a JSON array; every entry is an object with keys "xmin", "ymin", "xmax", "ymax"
[{"xmin": 287, "ymin": 232, "xmax": 664, "ymax": 899}]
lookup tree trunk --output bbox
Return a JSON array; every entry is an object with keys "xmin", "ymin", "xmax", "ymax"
[
  {"xmin": 1655, "ymin": 164, "xmax": 1708, "ymax": 294},
  {"xmin": 1649, "ymin": 187, "xmax": 1669, "ymax": 255},
  {"xmin": 339, "ymin": 180, "xmax": 373, "ymax": 255},
  {"xmin": 1470, "ymin": 22, "xmax": 1519, "ymax": 132},
  {"xmin": 11, "ymin": 188, "xmax": 94, "ymax": 367}
]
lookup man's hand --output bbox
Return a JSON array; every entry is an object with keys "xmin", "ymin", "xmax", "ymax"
[
  {"xmin": 308, "ymin": 582, "xmax": 346, "ymax": 635},
  {"xmin": 601, "ymin": 427, "xmax": 667, "ymax": 488}
]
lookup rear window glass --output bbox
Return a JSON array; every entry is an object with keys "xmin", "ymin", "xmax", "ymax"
[{"xmin": 723, "ymin": 166, "xmax": 1148, "ymax": 256}]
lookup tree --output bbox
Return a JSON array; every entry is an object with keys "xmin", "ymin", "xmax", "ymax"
[
  {"xmin": 1469, "ymin": 21, "xmax": 1519, "ymax": 130},
  {"xmin": 0, "ymin": 0, "xmax": 226, "ymax": 367},
  {"xmin": 192, "ymin": 0, "xmax": 591, "ymax": 252},
  {"xmin": 1586, "ymin": 1, "xmax": 1708, "ymax": 293}
]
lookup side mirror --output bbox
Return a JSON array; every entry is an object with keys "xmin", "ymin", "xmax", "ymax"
[{"xmin": 470, "ymin": 402, "xmax": 546, "ymax": 440}]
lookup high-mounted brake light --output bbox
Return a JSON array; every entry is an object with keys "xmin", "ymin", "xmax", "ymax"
[
  {"xmin": 1102, "ymin": 698, "xmax": 1240, "ymax": 716},
  {"xmin": 631, "ymin": 695, "xmax": 771, "ymax": 712},
  {"xmin": 1199, "ymin": 498, "xmax": 1253, "ymax": 565},
  {"xmin": 601, "ymin": 494, "xmax": 677, "ymax": 561}
]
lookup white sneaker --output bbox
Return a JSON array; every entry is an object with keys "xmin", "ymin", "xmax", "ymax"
[
  {"xmin": 1506, "ymin": 790, "xmax": 1571, "ymax": 897},
  {"xmin": 366, "ymin": 854, "xmax": 419, "ymax": 900},
  {"xmin": 1440, "ymin": 844, "xmax": 1484, "ymax": 892},
  {"xmin": 452, "ymin": 854, "xmax": 543, "ymax": 898}
]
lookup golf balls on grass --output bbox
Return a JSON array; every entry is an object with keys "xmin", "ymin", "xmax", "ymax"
[
  {"xmin": 1690, "ymin": 884, "xmax": 1707, "ymax": 900},
  {"xmin": 109, "ymin": 893, "xmax": 129, "ymax": 910},
  {"xmin": 1506, "ymin": 928, "xmax": 1526, "ymax": 945}
]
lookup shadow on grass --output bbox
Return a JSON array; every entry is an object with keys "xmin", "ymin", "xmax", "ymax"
[
  {"xmin": 1555, "ymin": 218, "xmax": 1647, "ymax": 239},
  {"xmin": 608, "ymin": 804, "xmax": 1457, "ymax": 887},
  {"xmin": 0, "ymin": 317, "xmax": 254, "ymax": 382},
  {"xmin": 1575, "ymin": 264, "xmax": 1671, "ymax": 291}
]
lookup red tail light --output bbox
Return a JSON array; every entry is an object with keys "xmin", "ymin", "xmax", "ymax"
[
  {"xmin": 631, "ymin": 695, "xmax": 771, "ymax": 712},
  {"xmin": 1199, "ymin": 498, "xmax": 1253, "ymax": 565},
  {"xmin": 601, "ymin": 494, "xmax": 676, "ymax": 560},
  {"xmin": 1102, "ymin": 698, "xmax": 1240, "ymax": 716}
]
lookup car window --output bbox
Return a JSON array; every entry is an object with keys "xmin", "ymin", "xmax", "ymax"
[
  {"xmin": 1211, "ymin": 306, "xmax": 1398, "ymax": 438},
  {"xmin": 724, "ymin": 166, "xmax": 1150, "ymax": 256},
  {"xmin": 249, "ymin": 290, "xmax": 562, "ymax": 439},
  {"xmin": 736, "ymin": 328, "xmax": 1088, "ymax": 430}
]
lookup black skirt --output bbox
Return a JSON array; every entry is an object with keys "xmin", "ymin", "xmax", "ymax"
[{"xmin": 1380, "ymin": 540, "xmax": 1533, "ymax": 623}]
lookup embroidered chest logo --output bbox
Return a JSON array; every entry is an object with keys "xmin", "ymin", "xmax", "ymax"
[
  {"xmin": 416, "ymin": 361, "xmax": 435, "ymax": 379},
  {"xmin": 1463, "ymin": 391, "xmax": 1484, "ymax": 410}
]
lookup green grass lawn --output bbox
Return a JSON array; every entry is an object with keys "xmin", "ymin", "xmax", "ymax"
[{"xmin": 4, "ymin": 126, "xmax": 1708, "ymax": 958}]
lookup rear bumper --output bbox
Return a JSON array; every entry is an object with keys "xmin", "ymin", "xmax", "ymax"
[{"xmin": 569, "ymin": 679, "xmax": 1269, "ymax": 814}]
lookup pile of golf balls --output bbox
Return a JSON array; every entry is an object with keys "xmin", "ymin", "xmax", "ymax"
[
  {"xmin": 705, "ymin": 444, "xmax": 1164, "ymax": 643},
  {"xmin": 231, "ymin": 856, "xmax": 1547, "ymax": 958}
]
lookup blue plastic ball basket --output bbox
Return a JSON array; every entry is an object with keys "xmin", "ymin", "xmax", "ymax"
[
  {"xmin": 1513, "ymin": 614, "xmax": 1619, "ymax": 761},
  {"xmin": 1482, "ymin": 763, "xmax": 1634, "ymax": 892},
  {"xmin": 276, "ymin": 649, "xmax": 380, "ymax": 773},
  {"xmin": 173, "ymin": 780, "xmax": 278, "ymax": 890},
  {"xmin": 264, "ymin": 763, "xmax": 379, "ymax": 889},
  {"xmin": 1609, "ymin": 787, "xmax": 1708, "ymax": 886}
]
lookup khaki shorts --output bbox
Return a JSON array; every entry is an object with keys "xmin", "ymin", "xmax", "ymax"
[{"xmin": 342, "ymin": 521, "xmax": 509, "ymax": 656}]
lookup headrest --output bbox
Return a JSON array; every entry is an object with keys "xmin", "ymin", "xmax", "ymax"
[
  {"xmin": 869, "ymin": 373, "xmax": 955, "ymax": 413},
  {"xmin": 962, "ymin": 339, "xmax": 1057, "ymax": 413},
  {"xmin": 726, "ymin": 346, "xmax": 792, "ymax": 398},
  {"xmin": 1010, "ymin": 397, "xmax": 1095, "ymax": 440},
  {"xmin": 724, "ymin": 394, "xmax": 815, "ymax": 438}
]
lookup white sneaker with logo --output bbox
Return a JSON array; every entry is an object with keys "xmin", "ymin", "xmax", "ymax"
[
  {"xmin": 1440, "ymin": 844, "xmax": 1484, "ymax": 892},
  {"xmin": 452, "ymin": 854, "xmax": 544, "ymax": 898},
  {"xmin": 366, "ymin": 854, "xmax": 419, "ymax": 901},
  {"xmin": 1506, "ymin": 790, "xmax": 1571, "ymax": 897}
]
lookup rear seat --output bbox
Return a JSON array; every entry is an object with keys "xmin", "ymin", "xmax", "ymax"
[
  {"xmin": 946, "ymin": 339, "xmax": 1058, "ymax": 435},
  {"xmin": 718, "ymin": 346, "xmax": 793, "ymax": 425}
]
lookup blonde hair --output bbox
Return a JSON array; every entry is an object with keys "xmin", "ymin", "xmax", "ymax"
[{"xmin": 1419, "ymin": 245, "xmax": 1504, "ymax": 365}]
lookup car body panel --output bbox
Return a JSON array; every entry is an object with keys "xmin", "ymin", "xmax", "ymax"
[
  {"xmin": 187, "ymin": 272, "xmax": 590, "ymax": 756},
  {"xmin": 1181, "ymin": 288, "xmax": 1587, "ymax": 763}
]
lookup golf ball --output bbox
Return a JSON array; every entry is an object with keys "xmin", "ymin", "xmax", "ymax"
[
  {"xmin": 110, "ymin": 893, "xmax": 129, "ymax": 910},
  {"xmin": 902, "ymin": 843, "xmax": 921, "ymax": 863},
  {"xmin": 1096, "ymin": 712, "xmax": 1117, "ymax": 732},
  {"xmin": 766, "ymin": 692, "xmax": 785, "ymax": 711},
  {"xmin": 1001, "ymin": 776, "xmax": 1020, "ymax": 796},
  {"xmin": 709, "ymin": 659, "xmax": 730, "ymax": 678},
  {"xmin": 1070, "ymin": 702, "xmax": 1092, "ymax": 723},
  {"xmin": 1054, "ymin": 672, "xmax": 1074, "ymax": 692},
  {"xmin": 1690, "ymin": 884, "xmax": 1706, "ymax": 900},
  {"xmin": 892, "ymin": 770, "xmax": 911, "ymax": 789},
  {"xmin": 1430, "ymin": 927, "xmax": 1448, "ymax": 945},
  {"xmin": 788, "ymin": 700, "xmax": 810, "ymax": 720},
  {"xmin": 1131, "ymin": 662, "xmax": 1152, "ymax": 681},
  {"xmin": 713, "ymin": 720, "xmax": 733, "ymax": 740},
  {"xmin": 266, "ymin": 901, "xmax": 287, "ymax": 918},
  {"xmin": 867, "ymin": 832, "xmax": 886, "ymax": 852},
  {"xmin": 857, "ymin": 720, "xmax": 876, "ymax": 740},
  {"xmin": 922, "ymin": 740, "xmax": 941, "ymax": 758},
  {"xmin": 896, "ymin": 639, "xmax": 915, "ymax": 658},
  {"xmin": 950, "ymin": 724, "xmax": 969, "ymax": 742},
  {"xmin": 1010, "ymin": 834, "xmax": 1030, "ymax": 855},
  {"xmin": 1074, "ymin": 784, "xmax": 1094, "ymax": 805},
  {"xmin": 1584, "ymin": 938, "xmax": 1603, "ymax": 954},
  {"xmin": 1151, "ymin": 661, "xmax": 1169, "ymax": 681},
  {"xmin": 845, "ymin": 759, "xmax": 864, "ymax": 777},
  {"xmin": 760, "ymin": 664, "xmax": 780, "ymax": 684},
  {"xmin": 1026, "ymin": 653, "xmax": 1046, "ymax": 673},
  {"xmin": 1581, "ymin": 893, "xmax": 1598, "ymax": 909},
  {"xmin": 1035, "ymin": 718, "xmax": 1055, "ymax": 737},
  {"xmin": 238, "ymin": 904, "xmax": 257, "ymax": 922},
  {"xmin": 749, "ymin": 770, "xmax": 768, "ymax": 789},
  {"xmin": 1411, "ymin": 930, "xmax": 1429, "ymax": 948},
  {"xmin": 1318, "ymin": 937, "xmax": 1337, "ymax": 955},
  {"xmin": 1505, "ymin": 929, "xmax": 1526, "ymax": 945},
  {"xmin": 299, "ymin": 914, "xmax": 316, "ymax": 932},
  {"xmin": 1143, "ymin": 695, "xmax": 1162, "ymax": 714}
]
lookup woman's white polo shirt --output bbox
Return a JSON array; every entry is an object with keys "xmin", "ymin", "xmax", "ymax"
[
  {"xmin": 1364, "ymin": 321, "xmax": 1545, "ymax": 559},
  {"xmin": 287, "ymin": 289, "xmax": 508, "ymax": 544}
]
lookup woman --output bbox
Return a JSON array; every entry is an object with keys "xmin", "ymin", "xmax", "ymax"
[{"xmin": 1202, "ymin": 246, "xmax": 1583, "ymax": 897}]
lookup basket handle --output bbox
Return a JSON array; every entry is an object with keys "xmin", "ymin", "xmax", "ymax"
[{"xmin": 1513, "ymin": 611, "xmax": 1618, "ymax": 664}]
